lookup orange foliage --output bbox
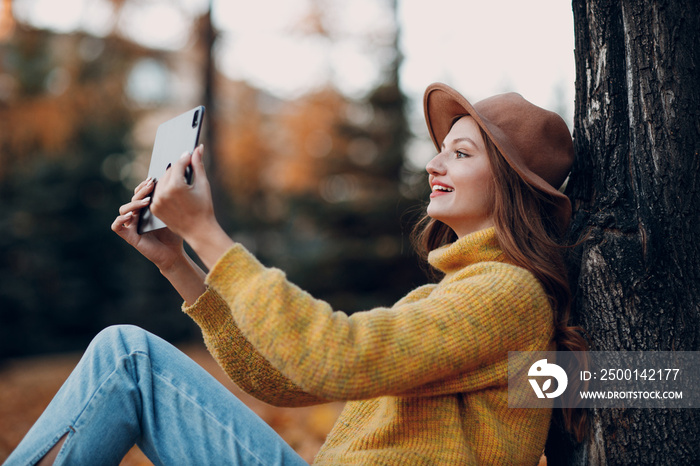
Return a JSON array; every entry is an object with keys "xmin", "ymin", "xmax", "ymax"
[
  {"xmin": 2, "ymin": 94, "xmax": 77, "ymax": 156},
  {"xmin": 0, "ymin": 76, "xmax": 127, "ymax": 183},
  {"xmin": 272, "ymin": 88, "xmax": 346, "ymax": 194},
  {"xmin": 0, "ymin": 0, "xmax": 14, "ymax": 41},
  {"xmin": 214, "ymin": 84, "xmax": 270, "ymax": 202},
  {"xmin": 214, "ymin": 84, "xmax": 349, "ymax": 201}
]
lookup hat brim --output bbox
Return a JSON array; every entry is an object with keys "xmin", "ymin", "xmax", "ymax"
[{"xmin": 423, "ymin": 83, "xmax": 572, "ymax": 229}]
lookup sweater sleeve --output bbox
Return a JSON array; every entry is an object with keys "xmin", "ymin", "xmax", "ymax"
[
  {"xmin": 182, "ymin": 287, "xmax": 329, "ymax": 407},
  {"xmin": 204, "ymin": 243, "xmax": 553, "ymax": 401}
]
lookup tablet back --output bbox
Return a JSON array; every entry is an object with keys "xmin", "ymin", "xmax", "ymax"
[{"xmin": 137, "ymin": 106, "xmax": 205, "ymax": 234}]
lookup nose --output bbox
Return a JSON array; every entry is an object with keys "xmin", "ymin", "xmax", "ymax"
[{"xmin": 426, "ymin": 152, "xmax": 446, "ymax": 176}]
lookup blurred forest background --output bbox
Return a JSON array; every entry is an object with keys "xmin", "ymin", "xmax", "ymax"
[{"xmin": 0, "ymin": 0, "xmax": 434, "ymax": 359}]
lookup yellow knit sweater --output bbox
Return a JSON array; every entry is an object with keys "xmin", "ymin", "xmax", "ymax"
[{"xmin": 183, "ymin": 227, "xmax": 555, "ymax": 465}]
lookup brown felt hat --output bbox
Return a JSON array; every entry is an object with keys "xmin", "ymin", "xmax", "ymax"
[{"xmin": 423, "ymin": 82, "xmax": 574, "ymax": 229}]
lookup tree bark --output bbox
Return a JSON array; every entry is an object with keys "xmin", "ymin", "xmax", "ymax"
[{"xmin": 548, "ymin": 0, "xmax": 700, "ymax": 464}]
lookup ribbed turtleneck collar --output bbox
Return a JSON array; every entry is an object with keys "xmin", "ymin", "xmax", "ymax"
[{"xmin": 427, "ymin": 227, "xmax": 505, "ymax": 277}]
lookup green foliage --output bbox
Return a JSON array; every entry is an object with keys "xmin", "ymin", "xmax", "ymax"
[
  {"xmin": 0, "ymin": 119, "xmax": 195, "ymax": 359},
  {"xmin": 0, "ymin": 28, "xmax": 196, "ymax": 359}
]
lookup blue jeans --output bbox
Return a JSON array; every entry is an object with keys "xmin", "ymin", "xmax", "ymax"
[{"xmin": 3, "ymin": 325, "xmax": 308, "ymax": 466}]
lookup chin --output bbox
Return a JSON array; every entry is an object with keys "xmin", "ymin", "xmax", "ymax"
[
  {"xmin": 426, "ymin": 204, "xmax": 443, "ymax": 220},
  {"xmin": 426, "ymin": 209, "xmax": 442, "ymax": 224}
]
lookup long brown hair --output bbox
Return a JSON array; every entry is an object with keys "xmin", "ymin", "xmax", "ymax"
[{"xmin": 412, "ymin": 126, "xmax": 588, "ymax": 441}]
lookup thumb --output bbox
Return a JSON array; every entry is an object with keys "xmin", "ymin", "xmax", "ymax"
[{"xmin": 191, "ymin": 144, "xmax": 206, "ymax": 176}]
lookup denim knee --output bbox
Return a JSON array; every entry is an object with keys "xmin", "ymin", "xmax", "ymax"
[
  {"xmin": 87, "ymin": 324, "xmax": 150, "ymax": 357},
  {"xmin": 95, "ymin": 324, "xmax": 147, "ymax": 340}
]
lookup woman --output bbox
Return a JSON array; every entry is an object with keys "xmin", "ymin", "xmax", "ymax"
[{"xmin": 5, "ymin": 83, "xmax": 585, "ymax": 465}]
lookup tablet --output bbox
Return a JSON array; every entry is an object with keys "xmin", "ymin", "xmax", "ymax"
[{"xmin": 137, "ymin": 105, "xmax": 205, "ymax": 234}]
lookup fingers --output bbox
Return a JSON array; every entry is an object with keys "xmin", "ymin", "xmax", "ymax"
[
  {"xmin": 168, "ymin": 144, "xmax": 205, "ymax": 185},
  {"xmin": 134, "ymin": 177, "xmax": 153, "ymax": 194},
  {"xmin": 121, "ymin": 178, "xmax": 154, "ymax": 217},
  {"xmin": 158, "ymin": 146, "xmax": 201, "ymax": 195},
  {"xmin": 171, "ymin": 151, "xmax": 193, "ymax": 185},
  {"xmin": 133, "ymin": 177, "xmax": 155, "ymax": 201},
  {"xmin": 191, "ymin": 144, "xmax": 205, "ymax": 174},
  {"xmin": 111, "ymin": 211, "xmax": 135, "ymax": 236},
  {"xmin": 115, "ymin": 177, "xmax": 154, "ymax": 233},
  {"xmin": 118, "ymin": 196, "xmax": 151, "ymax": 216}
]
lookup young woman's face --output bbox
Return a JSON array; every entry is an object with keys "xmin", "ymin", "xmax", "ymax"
[{"xmin": 426, "ymin": 116, "xmax": 495, "ymax": 238}]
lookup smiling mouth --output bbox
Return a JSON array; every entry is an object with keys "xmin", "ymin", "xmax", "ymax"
[{"xmin": 432, "ymin": 184, "xmax": 454, "ymax": 193}]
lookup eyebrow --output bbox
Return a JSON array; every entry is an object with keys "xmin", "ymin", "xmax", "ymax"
[{"xmin": 442, "ymin": 137, "xmax": 478, "ymax": 150}]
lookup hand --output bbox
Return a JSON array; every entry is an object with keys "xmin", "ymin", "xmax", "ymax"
[
  {"xmin": 111, "ymin": 177, "xmax": 186, "ymax": 272},
  {"xmin": 148, "ymin": 144, "xmax": 235, "ymax": 270},
  {"xmin": 149, "ymin": 144, "xmax": 218, "ymax": 243}
]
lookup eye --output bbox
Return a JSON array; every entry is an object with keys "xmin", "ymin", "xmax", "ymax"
[{"xmin": 455, "ymin": 150, "xmax": 471, "ymax": 159}]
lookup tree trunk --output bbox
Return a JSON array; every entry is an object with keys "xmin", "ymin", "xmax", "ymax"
[
  {"xmin": 202, "ymin": 1, "xmax": 216, "ymax": 171},
  {"xmin": 199, "ymin": 1, "xmax": 231, "ymax": 229},
  {"xmin": 548, "ymin": 0, "xmax": 700, "ymax": 464}
]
